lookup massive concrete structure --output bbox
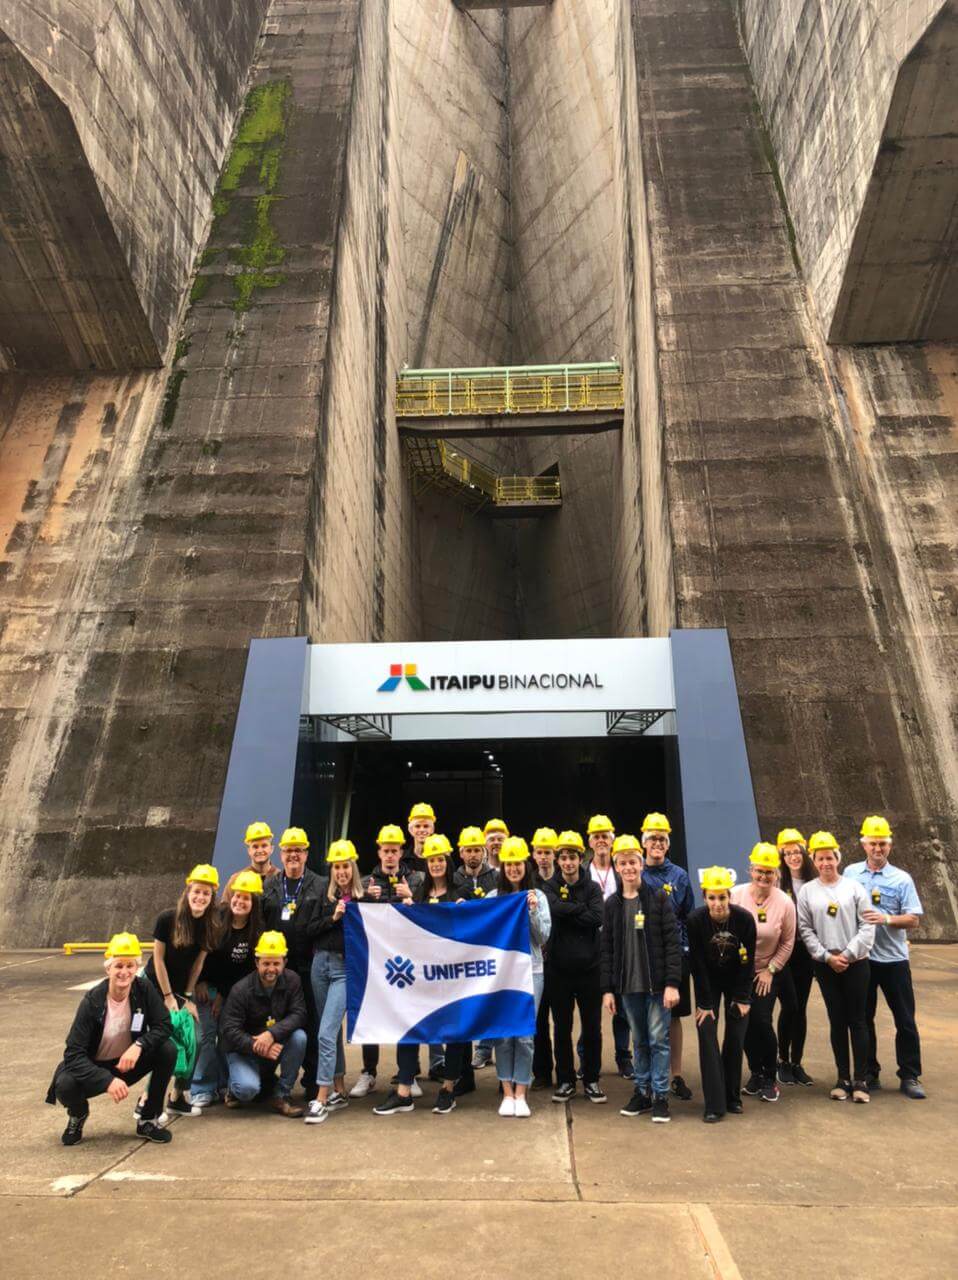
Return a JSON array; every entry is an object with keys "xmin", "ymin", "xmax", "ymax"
[{"xmin": 0, "ymin": 0, "xmax": 955, "ymax": 944}]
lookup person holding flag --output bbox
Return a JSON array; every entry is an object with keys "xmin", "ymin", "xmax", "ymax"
[{"xmin": 489, "ymin": 837, "xmax": 551, "ymax": 1117}]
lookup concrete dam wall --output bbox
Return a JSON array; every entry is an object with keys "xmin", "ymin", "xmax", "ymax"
[{"xmin": 0, "ymin": 0, "xmax": 955, "ymax": 944}]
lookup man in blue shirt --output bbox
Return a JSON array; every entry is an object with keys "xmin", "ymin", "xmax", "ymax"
[
  {"xmin": 640, "ymin": 813, "xmax": 696, "ymax": 1102},
  {"xmin": 844, "ymin": 815, "xmax": 926, "ymax": 1099}
]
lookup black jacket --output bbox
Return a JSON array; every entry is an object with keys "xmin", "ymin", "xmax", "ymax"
[
  {"xmin": 46, "ymin": 976, "xmax": 172, "ymax": 1102},
  {"xmin": 262, "ymin": 868, "xmax": 325, "ymax": 971},
  {"xmin": 542, "ymin": 875, "xmax": 605, "ymax": 972},
  {"xmin": 452, "ymin": 865, "xmax": 498, "ymax": 899},
  {"xmin": 302, "ymin": 891, "xmax": 347, "ymax": 955},
  {"xmin": 600, "ymin": 883, "xmax": 682, "ymax": 995},
  {"xmin": 220, "ymin": 968, "xmax": 306, "ymax": 1054},
  {"xmin": 687, "ymin": 904, "xmax": 757, "ymax": 1008},
  {"xmin": 414, "ymin": 881, "xmax": 457, "ymax": 904},
  {"xmin": 363, "ymin": 867, "xmax": 424, "ymax": 902}
]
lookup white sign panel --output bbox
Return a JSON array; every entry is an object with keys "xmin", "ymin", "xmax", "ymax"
[{"xmin": 306, "ymin": 638, "xmax": 674, "ymax": 717}]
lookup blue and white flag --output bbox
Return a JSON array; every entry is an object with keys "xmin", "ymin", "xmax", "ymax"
[{"xmin": 344, "ymin": 895, "xmax": 535, "ymax": 1045}]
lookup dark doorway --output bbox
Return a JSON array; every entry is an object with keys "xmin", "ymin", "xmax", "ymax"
[{"xmin": 293, "ymin": 730, "xmax": 678, "ymax": 875}]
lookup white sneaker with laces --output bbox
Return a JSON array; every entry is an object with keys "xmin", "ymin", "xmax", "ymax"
[
  {"xmin": 304, "ymin": 1100, "xmax": 329, "ymax": 1125},
  {"xmin": 498, "ymin": 1096, "xmax": 516, "ymax": 1117},
  {"xmin": 514, "ymin": 1097, "xmax": 531, "ymax": 1118},
  {"xmin": 349, "ymin": 1071, "xmax": 377, "ymax": 1098}
]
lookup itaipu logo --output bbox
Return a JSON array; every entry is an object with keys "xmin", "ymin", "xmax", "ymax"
[
  {"xmin": 385, "ymin": 955, "xmax": 416, "ymax": 988},
  {"xmin": 377, "ymin": 659, "xmax": 604, "ymax": 695}
]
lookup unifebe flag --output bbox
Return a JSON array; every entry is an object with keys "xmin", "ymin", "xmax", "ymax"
[{"xmin": 344, "ymin": 894, "xmax": 535, "ymax": 1045}]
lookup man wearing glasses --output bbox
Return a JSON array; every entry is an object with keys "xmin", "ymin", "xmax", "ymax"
[{"xmin": 639, "ymin": 814, "xmax": 696, "ymax": 1101}]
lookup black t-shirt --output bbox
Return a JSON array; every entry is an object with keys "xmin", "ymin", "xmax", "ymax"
[
  {"xmin": 205, "ymin": 924, "xmax": 255, "ymax": 997},
  {"xmin": 145, "ymin": 909, "xmax": 203, "ymax": 998}
]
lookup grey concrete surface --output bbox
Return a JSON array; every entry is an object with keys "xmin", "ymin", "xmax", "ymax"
[{"xmin": 3, "ymin": 945, "xmax": 956, "ymax": 1279}]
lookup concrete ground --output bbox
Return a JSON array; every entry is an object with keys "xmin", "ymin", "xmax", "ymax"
[{"xmin": 3, "ymin": 946, "xmax": 956, "ymax": 1279}]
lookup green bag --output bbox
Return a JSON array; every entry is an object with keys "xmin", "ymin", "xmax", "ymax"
[{"xmin": 168, "ymin": 1006, "xmax": 198, "ymax": 1084}]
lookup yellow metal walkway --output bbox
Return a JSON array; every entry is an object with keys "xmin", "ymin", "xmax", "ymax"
[
  {"xmin": 403, "ymin": 436, "xmax": 560, "ymax": 516},
  {"xmin": 397, "ymin": 361, "xmax": 624, "ymax": 419}
]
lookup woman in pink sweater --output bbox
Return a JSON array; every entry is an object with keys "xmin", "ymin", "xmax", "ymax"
[{"xmin": 731, "ymin": 844, "xmax": 796, "ymax": 1102}]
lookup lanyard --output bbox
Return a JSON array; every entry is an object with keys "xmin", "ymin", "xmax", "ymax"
[
  {"xmin": 592, "ymin": 861, "xmax": 614, "ymax": 896},
  {"xmin": 283, "ymin": 874, "xmax": 305, "ymax": 906}
]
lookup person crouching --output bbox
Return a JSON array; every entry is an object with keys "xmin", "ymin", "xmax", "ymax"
[
  {"xmin": 47, "ymin": 932, "xmax": 175, "ymax": 1146},
  {"xmin": 220, "ymin": 930, "xmax": 307, "ymax": 1116}
]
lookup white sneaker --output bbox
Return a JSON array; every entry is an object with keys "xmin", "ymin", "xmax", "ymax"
[
  {"xmin": 349, "ymin": 1072, "xmax": 377, "ymax": 1098},
  {"xmin": 326, "ymin": 1091, "xmax": 349, "ymax": 1110},
  {"xmin": 409, "ymin": 1080, "xmax": 423, "ymax": 1099},
  {"xmin": 304, "ymin": 1101, "xmax": 329, "ymax": 1125},
  {"xmin": 498, "ymin": 1096, "xmax": 516, "ymax": 1117},
  {"xmin": 514, "ymin": 1097, "xmax": 531, "ymax": 1118}
]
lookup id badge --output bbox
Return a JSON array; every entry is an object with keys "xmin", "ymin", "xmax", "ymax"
[
  {"xmin": 281, "ymin": 905, "xmax": 292, "ymax": 922},
  {"xmin": 131, "ymin": 1012, "xmax": 144, "ymax": 1033},
  {"xmin": 634, "ymin": 912, "xmax": 645, "ymax": 930}
]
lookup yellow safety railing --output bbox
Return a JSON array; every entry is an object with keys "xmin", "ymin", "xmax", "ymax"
[
  {"xmin": 63, "ymin": 941, "xmax": 154, "ymax": 955},
  {"xmin": 496, "ymin": 476, "xmax": 561, "ymax": 503},
  {"xmin": 397, "ymin": 361, "xmax": 624, "ymax": 418}
]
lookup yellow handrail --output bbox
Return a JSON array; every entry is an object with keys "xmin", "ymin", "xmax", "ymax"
[
  {"xmin": 63, "ymin": 941, "xmax": 155, "ymax": 955},
  {"xmin": 397, "ymin": 363, "xmax": 624, "ymax": 418}
]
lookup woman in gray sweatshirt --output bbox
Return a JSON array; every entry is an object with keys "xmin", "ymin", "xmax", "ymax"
[{"xmin": 797, "ymin": 833, "xmax": 875, "ymax": 1102}]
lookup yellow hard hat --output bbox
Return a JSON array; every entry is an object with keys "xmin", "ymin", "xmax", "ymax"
[
  {"xmin": 230, "ymin": 869, "xmax": 264, "ymax": 895},
  {"xmin": 612, "ymin": 833, "xmax": 642, "ymax": 858},
  {"xmin": 484, "ymin": 818, "xmax": 509, "ymax": 837},
  {"xmin": 458, "ymin": 825, "xmax": 486, "ymax": 848},
  {"xmin": 422, "ymin": 833, "xmax": 453, "ymax": 859},
  {"xmin": 186, "ymin": 863, "xmax": 219, "ymax": 889},
  {"xmin": 808, "ymin": 831, "xmax": 839, "ymax": 854},
  {"xmin": 326, "ymin": 839, "xmax": 358, "ymax": 863},
  {"xmin": 588, "ymin": 814, "xmax": 615, "ymax": 835},
  {"xmin": 556, "ymin": 830, "xmax": 585, "ymax": 853},
  {"xmin": 776, "ymin": 827, "xmax": 806, "ymax": 849},
  {"xmin": 641, "ymin": 812, "xmax": 672, "ymax": 835},
  {"xmin": 278, "ymin": 827, "xmax": 309, "ymax": 849},
  {"xmin": 531, "ymin": 827, "xmax": 558, "ymax": 849},
  {"xmin": 700, "ymin": 866, "xmax": 735, "ymax": 892},
  {"xmin": 499, "ymin": 836, "xmax": 530, "ymax": 863},
  {"xmin": 104, "ymin": 932, "xmax": 142, "ymax": 960},
  {"xmin": 377, "ymin": 823, "xmax": 405, "ymax": 846},
  {"xmin": 749, "ymin": 842, "xmax": 781, "ymax": 869},
  {"xmin": 244, "ymin": 821, "xmax": 273, "ymax": 843},
  {"xmin": 409, "ymin": 802, "xmax": 436, "ymax": 823},
  {"xmin": 860, "ymin": 815, "xmax": 892, "ymax": 840},
  {"xmin": 254, "ymin": 930, "xmax": 288, "ymax": 958}
]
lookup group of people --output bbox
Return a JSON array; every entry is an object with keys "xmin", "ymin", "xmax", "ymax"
[{"xmin": 48, "ymin": 804, "xmax": 927, "ymax": 1145}]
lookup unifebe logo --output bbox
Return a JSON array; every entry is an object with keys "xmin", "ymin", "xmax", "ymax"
[
  {"xmin": 377, "ymin": 662, "xmax": 428, "ymax": 693},
  {"xmin": 385, "ymin": 955, "xmax": 416, "ymax": 988}
]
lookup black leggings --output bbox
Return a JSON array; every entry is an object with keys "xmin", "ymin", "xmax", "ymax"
[
  {"xmin": 54, "ymin": 1039, "xmax": 176, "ymax": 1121},
  {"xmin": 814, "ymin": 958, "xmax": 870, "ymax": 1083},
  {"xmin": 696, "ymin": 992, "xmax": 749, "ymax": 1116},
  {"xmin": 744, "ymin": 978, "xmax": 779, "ymax": 1079},
  {"xmin": 396, "ymin": 1042, "xmax": 466, "ymax": 1087},
  {"xmin": 777, "ymin": 949, "xmax": 814, "ymax": 1064}
]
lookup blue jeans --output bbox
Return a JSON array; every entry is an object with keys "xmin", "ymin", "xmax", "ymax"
[
  {"xmin": 191, "ymin": 995, "xmax": 227, "ymax": 1101},
  {"xmin": 311, "ymin": 949, "xmax": 348, "ymax": 1087},
  {"xmin": 227, "ymin": 1028, "xmax": 307, "ymax": 1101},
  {"xmin": 620, "ymin": 991, "xmax": 671, "ymax": 1098},
  {"xmin": 496, "ymin": 972, "xmax": 544, "ymax": 1087}
]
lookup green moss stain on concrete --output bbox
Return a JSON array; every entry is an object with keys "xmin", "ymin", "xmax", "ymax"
[
  {"xmin": 160, "ymin": 336, "xmax": 192, "ymax": 430},
  {"xmin": 189, "ymin": 80, "xmax": 293, "ymax": 313}
]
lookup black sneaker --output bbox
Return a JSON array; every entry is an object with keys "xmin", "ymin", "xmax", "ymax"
[
  {"xmin": 791, "ymin": 1064, "xmax": 814, "ymax": 1087},
  {"xmin": 864, "ymin": 1074, "xmax": 881, "ymax": 1092},
  {"xmin": 136, "ymin": 1120, "xmax": 173, "ymax": 1143},
  {"xmin": 432, "ymin": 1090, "xmax": 456, "ymax": 1115},
  {"xmin": 742, "ymin": 1072, "xmax": 763, "ymax": 1096},
  {"xmin": 167, "ymin": 1094, "xmax": 201, "ymax": 1117},
  {"xmin": 61, "ymin": 1112, "xmax": 88, "ymax": 1146},
  {"xmin": 530, "ymin": 1077, "xmax": 552, "ymax": 1092},
  {"xmin": 620, "ymin": 1091, "xmax": 652, "ymax": 1117},
  {"xmin": 703, "ymin": 1111, "xmax": 723, "ymax": 1124},
  {"xmin": 373, "ymin": 1090, "xmax": 415, "ymax": 1116},
  {"xmin": 727, "ymin": 1099, "xmax": 744, "ymax": 1114},
  {"xmin": 453, "ymin": 1075, "xmax": 476, "ymax": 1098},
  {"xmin": 616, "ymin": 1059, "xmax": 633, "ymax": 1080},
  {"xmin": 900, "ymin": 1077, "xmax": 926, "ymax": 1100},
  {"xmin": 670, "ymin": 1075, "xmax": 693, "ymax": 1101},
  {"xmin": 552, "ymin": 1082, "xmax": 576, "ymax": 1103},
  {"xmin": 759, "ymin": 1078, "xmax": 780, "ymax": 1103},
  {"xmin": 575, "ymin": 1066, "xmax": 584, "ymax": 1081},
  {"xmin": 583, "ymin": 1082, "xmax": 607, "ymax": 1104},
  {"xmin": 777, "ymin": 1062, "xmax": 795, "ymax": 1085},
  {"xmin": 651, "ymin": 1095, "xmax": 671, "ymax": 1123}
]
